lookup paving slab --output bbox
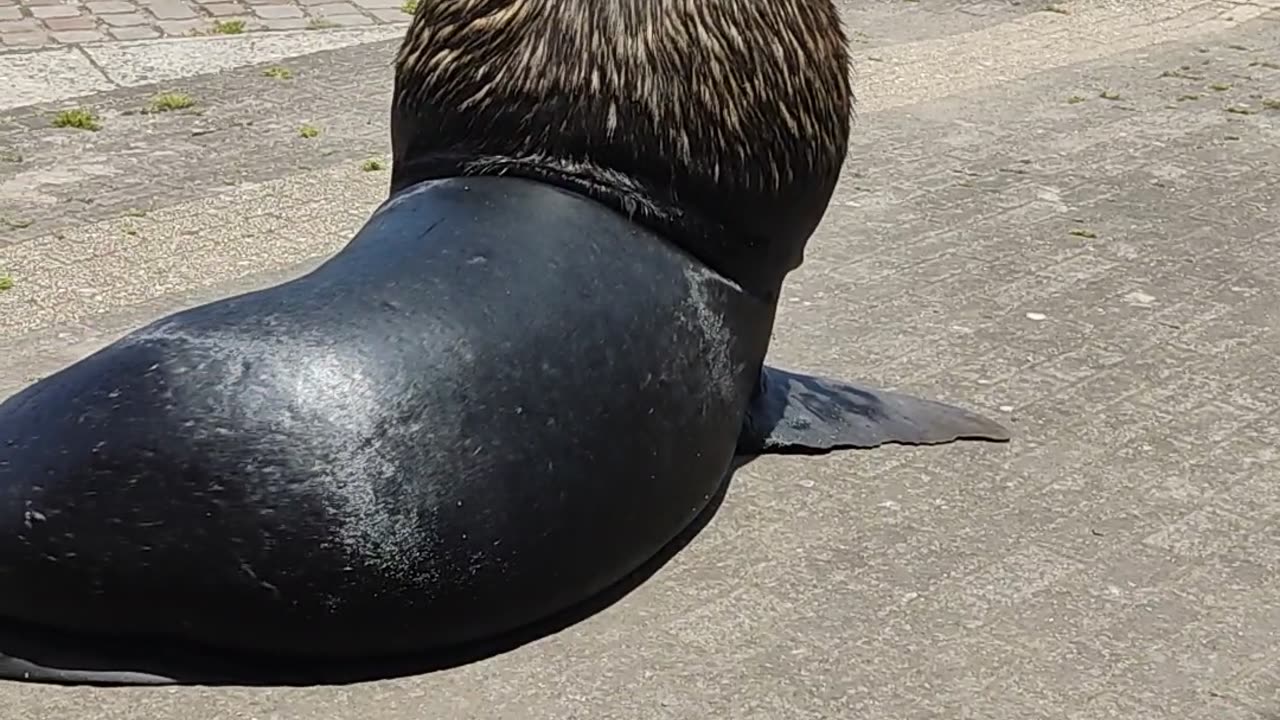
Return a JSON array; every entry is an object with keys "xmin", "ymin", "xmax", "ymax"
[
  {"xmin": 2, "ymin": 0, "xmax": 1280, "ymax": 718},
  {"xmin": 0, "ymin": 44, "xmax": 114, "ymax": 106}
]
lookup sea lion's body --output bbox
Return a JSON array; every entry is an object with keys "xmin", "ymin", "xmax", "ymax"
[
  {"xmin": 0, "ymin": 177, "xmax": 769, "ymax": 664},
  {"xmin": 0, "ymin": 0, "xmax": 1010, "ymax": 686}
]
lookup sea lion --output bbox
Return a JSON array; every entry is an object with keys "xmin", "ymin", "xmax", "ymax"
[{"xmin": 0, "ymin": 0, "xmax": 1009, "ymax": 686}]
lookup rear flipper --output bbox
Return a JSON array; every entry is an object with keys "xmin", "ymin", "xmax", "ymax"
[{"xmin": 736, "ymin": 365, "xmax": 1011, "ymax": 456}]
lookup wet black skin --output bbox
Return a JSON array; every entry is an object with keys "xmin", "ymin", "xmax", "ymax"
[
  {"xmin": 0, "ymin": 176, "xmax": 773, "ymax": 659},
  {"xmin": 0, "ymin": 176, "xmax": 1008, "ymax": 685}
]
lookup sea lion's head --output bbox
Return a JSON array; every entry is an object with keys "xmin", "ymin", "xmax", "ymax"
[{"xmin": 391, "ymin": 0, "xmax": 852, "ymax": 300}]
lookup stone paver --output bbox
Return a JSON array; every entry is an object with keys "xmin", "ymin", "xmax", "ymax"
[
  {"xmin": 3, "ymin": 0, "xmax": 1280, "ymax": 719},
  {"xmin": 0, "ymin": 0, "xmax": 408, "ymax": 47}
]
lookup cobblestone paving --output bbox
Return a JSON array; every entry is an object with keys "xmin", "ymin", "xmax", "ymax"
[{"xmin": 0, "ymin": 0, "xmax": 409, "ymax": 48}]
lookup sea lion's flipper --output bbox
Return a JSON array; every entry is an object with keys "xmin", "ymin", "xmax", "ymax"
[{"xmin": 736, "ymin": 365, "xmax": 1011, "ymax": 455}]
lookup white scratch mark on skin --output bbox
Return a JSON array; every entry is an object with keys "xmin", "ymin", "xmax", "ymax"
[{"xmin": 680, "ymin": 264, "xmax": 744, "ymax": 406}]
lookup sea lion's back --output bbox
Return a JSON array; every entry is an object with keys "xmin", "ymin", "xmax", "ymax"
[{"xmin": 0, "ymin": 177, "xmax": 762, "ymax": 658}]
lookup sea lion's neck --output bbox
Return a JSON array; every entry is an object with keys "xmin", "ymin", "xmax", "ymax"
[{"xmin": 389, "ymin": 152, "xmax": 786, "ymax": 305}]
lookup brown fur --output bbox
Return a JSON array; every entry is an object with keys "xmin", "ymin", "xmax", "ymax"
[{"xmin": 390, "ymin": 0, "xmax": 853, "ymax": 296}]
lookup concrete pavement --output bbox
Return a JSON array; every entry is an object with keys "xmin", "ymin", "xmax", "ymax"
[
  {"xmin": 3, "ymin": 0, "xmax": 1280, "ymax": 717},
  {"xmin": 0, "ymin": 0, "xmax": 410, "ymax": 47},
  {"xmin": 1, "ymin": 0, "xmax": 409, "ymax": 111},
  {"xmin": 0, "ymin": 25, "xmax": 405, "ymax": 109}
]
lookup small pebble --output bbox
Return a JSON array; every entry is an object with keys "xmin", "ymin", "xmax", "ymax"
[
  {"xmin": 999, "ymin": 405, "xmax": 1014, "ymax": 412},
  {"xmin": 1025, "ymin": 312, "xmax": 1047, "ymax": 321}
]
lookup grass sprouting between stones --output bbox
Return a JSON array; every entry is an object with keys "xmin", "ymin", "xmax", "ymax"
[
  {"xmin": 212, "ymin": 19, "xmax": 246, "ymax": 34},
  {"xmin": 307, "ymin": 18, "xmax": 336, "ymax": 29},
  {"xmin": 1069, "ymin": 229, "xmax": 1098, "ymax": 239},
  {"xmin": 1099, "ymin": 89, "xmax": 1122, "ymax": 100},
  {"xmin": 361, "ymin": 159, "xmax": 386, "ymax": 171},
  {"xmin": 299, "ymin": 124, "xmax": 321, "ymax": 139},
  {"xmin": 52, "ymin": 108, "xmax": 100, "ymax": 131},
  {"xmin": 263, "ymin": 66, "xmax": 293, "ymax": 80},
  {"xmin": 1209, "ymin": 82, "xmax": 1233, "ymax": 91},
  {"xmin": 148, "ymin": 92, "xmax": 195, "ymax": 113},
  {"xmin": 1262, "ymin": 98, "xmax": 1280, "ymax": 110},
  {"xmin": 1067, "ymin": 95, "xmax": 1086, "ymax": 104},
  {"xmin": 401, "ymin": 0, "xmax": 418, "ymax": 13},
  {"xmin": 0, "ymin": 275, "xmax": 13, "ymax": 293}
]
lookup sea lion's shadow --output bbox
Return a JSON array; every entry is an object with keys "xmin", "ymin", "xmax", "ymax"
[{"xmin": 0, "ymin": 457, "xmax": 760, "ymax": 688}]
